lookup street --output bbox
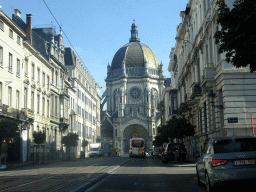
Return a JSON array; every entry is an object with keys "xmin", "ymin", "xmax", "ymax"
[
  {"xmin": 0, "ymin": 156, "xmax": 207, "ymax": 192},
  {"xmin": 0, "ymin": 157, "xmax": 129, "ymax": 192},
  {"xmin": 86, "ymin": 156, "xmax": 205, "ymax": 192}
]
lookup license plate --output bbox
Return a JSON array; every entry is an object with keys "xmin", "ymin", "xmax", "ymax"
[{"xmin": 233, "ymin": 160, "xmax": 255, "ymax": 165}]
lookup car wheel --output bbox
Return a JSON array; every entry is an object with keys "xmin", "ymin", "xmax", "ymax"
[
  {"xmin": 205, "ymin": 172, "xmax": 214, "ymax": 192},
  {"xmin": 162, "ymin": 157, "xmax": 165, "ymax": 164},
  {"xmin": 196, "ymin": 168, "xmax": 204, "ymax": 186}
]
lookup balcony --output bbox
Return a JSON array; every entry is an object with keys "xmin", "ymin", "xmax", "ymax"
[
  {"xmin": 0, "ymin": 105, "xmax": 27, "ymax": 121},
  {"xmin": 60, "ymin": 89, "xmax": 69, "ymax": 99},
  {"xmin": 191, "ymin": 82, "xmax": 202, "ymax": 99},
  {"xmin": 185, "ymin": 93, "xmax": 193, "ymax": 106},
  {"xmin": 202, "ymin": 63, "xmax": 215, "ymax": 80},
  {"xmin": 59, "ymin": 117, "xmax": 69, "ymax": 131},
  {"xmin": 21, "ymin": 108, "xmax": 34, "ymax": 120},
  {"xmin": 201, "ymin": 63, "xmax": 216, "ymax": 87},
  {"xmin": 178, "ymin": 103, "xmax": 188, "ymax": 114}
]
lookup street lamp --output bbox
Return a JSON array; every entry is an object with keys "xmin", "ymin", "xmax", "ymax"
[
  {"xmin": 208, "ymin": 90, "xmax": 223, "ymax": 109},
  {"xmin": 175, "ymin": 37, "xmax": 193, "ymax": 45}
]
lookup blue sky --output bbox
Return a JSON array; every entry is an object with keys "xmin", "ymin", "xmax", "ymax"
[{"xmin": 1, "ymin": 0, "xmax": 189, "ymax": 94}]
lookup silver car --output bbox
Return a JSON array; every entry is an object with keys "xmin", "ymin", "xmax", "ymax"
[
  {"xmin": 196, "ymin": 136, "xmax": 256, "ymax": 192},
  {"xmin": 152, "ymin": 149, "xmax": 160, "ymax": 157}
]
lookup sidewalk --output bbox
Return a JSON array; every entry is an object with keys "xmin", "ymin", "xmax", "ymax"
[{"xmin": 168, "ymin": 158, "xmax": 198, "ymax": 167}]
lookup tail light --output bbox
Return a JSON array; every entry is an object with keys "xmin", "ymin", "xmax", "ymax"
[
  {"xmin": 211, "ymin": 159, "xmax": 227, "ymax": 167},
  {"xmin": 166, "ymin": 150, "xmax": 171, "ymax": 153},
  {"xmin": 130, "ymin": 148, "xmax": 132, "ymax": 154},
  {"xmin": 142, "ymin": 149, "xmax": 145, "ymax": 153}
]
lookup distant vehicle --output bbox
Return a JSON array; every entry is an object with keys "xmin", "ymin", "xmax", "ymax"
[
  {"xmin": 129, "ymin": 138, "xmax": 145, "ymax": 158},
  {"xmin": 152, "ymin": 149, "xmax": 160, "ymax": 157},
  {"xmin": 162, "ymin": 143, "xmax": 187, "ymax": 164},
  {"xmin": 89, "ymin": 143, "xmax": 102, "ymax": 157},
  {"xmin": 196, "ymin": 136, "xmax": 256, "ymax": 192}
]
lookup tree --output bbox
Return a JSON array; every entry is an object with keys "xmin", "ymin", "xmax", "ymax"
[
  {"xmin": 81, "ymin": 139, "xmax": 88, "ymax": 158},
  {"xmin": 165, "ymin": 116, "xmax": 195, "ymax": 142},
  {"xmin": 61, "ymin": 133, "xmax": 79, "ymax": 160},
  {"xmin": 33, "ymin": 131, "xmax": 46, "ymax": 144},
  {"xmin": 0, "ymin": 119, "xmax": 18, "ymax": 166},
  {"xmin": 32, "ymin": 131, "xmax": 46, "ymax": 164},
  {"xmin": 214, "ymin": 0, "xmax": 256, "ymax": 72}
]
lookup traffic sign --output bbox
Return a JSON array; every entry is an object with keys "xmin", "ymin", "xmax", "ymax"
[{"xmin": 228, "ymin": 117, "xmax": 238, "ymax": 123}]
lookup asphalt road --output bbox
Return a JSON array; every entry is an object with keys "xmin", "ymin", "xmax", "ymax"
[
  {"xmin": 0, "ymin": 157, "xmax": 130, "ymax": 192},
  {"xmin": 86, "ymin": 156, "xmax": 207, "ymax": 192}
]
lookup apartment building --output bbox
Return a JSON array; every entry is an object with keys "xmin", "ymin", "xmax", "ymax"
[
  {"xmin": 168, "ymin": 0, "xmax": 256, "ymax": 156},
  {"xmin": 65, "ymin": 48, "xmax": 101, "ymax": 158}
]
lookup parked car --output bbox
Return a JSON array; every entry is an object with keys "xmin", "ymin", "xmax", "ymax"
[
  {"xmin": 196, "ymin": 136, "xmax": 256, "ymax": 192},
  {"xmin": 152, "ymin": 149, "xmax": 160, "ymax": 157},
  {"xmin": 161, "ymin": 143, "xmax": 187, "ymax": 164}
]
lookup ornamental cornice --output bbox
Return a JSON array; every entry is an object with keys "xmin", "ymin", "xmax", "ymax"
[{"xmin": 23, "ymin": 78, "xmax": 30, "ymax": 85}]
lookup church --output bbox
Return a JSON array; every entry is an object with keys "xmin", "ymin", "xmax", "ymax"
[{"xmin": 101, "ymin": 21, "xmax": 165, "ymax": 156}]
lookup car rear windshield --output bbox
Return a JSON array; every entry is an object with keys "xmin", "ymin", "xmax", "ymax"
[
  {"xmin": 132, "ymin": 140, "xmax": 144, "ymax": 147},
  {"xmin": 168, "ymin": 144, "xmax": 186, "ymax": 151},
  {"xmin": 213, "ymin": 138, "xmax": 256, "ymax": 153}
]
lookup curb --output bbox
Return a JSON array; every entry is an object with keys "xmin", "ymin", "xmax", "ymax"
[{"xmin": 71, "ymin": 159, "xmax": 132, "ymax": 192}]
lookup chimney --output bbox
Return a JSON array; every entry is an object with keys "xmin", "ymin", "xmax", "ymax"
[
  {"xmin": 14, "ymin": 9, "xmax": 21, "ymax": 17},
  {"xmin": 26, "ymin": 14, "xmax": 32, "ymax": 45}
]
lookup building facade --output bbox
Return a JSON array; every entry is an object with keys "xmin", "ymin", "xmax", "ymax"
[
  {"xmin": 0, "ymin": 7, "xmax": 101, "ymax": 163},
  {"xmin": 101, "ymin": 21, "xmax": 165, "ymax": 155},
  {"xmin": 65, "ymin": 48, "xmax": 101, "ymax": 158},
  {"xmin": 168, "ymin": 0, "xmax": 256, "ymax": 157}
]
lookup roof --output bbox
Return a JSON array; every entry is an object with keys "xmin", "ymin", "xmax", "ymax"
[
  {"xmin": 64, "ymin": 48, "xmax": 76, "ymax": 65},
  {"xmin": 111, "ymin": 42, "xmax": 159, "ymax": 70}
]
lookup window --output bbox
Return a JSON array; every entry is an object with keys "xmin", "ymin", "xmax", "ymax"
[
  {"xmin": 24, "ymin": 59, "xmax": 28, "ymax": 76},
  {"xmin": 0, "ymin": 82, "xmax": 2, "ymax": 103},
  {"xmin": 47, "ymin": 100, "xmax": 49, "ymax": 117},
  {"xmin": 9, "ymin": 29, "xmax": 13, "ymax": 38},
  {"xmin": 55, "ymin": 96, "xmax": 57, "ymax": 116},
  {"xmin": 52, "ymin": 69, "xmax": 54, "ymax": 84},
  {"xmin": 47, "ymin": 76, "xmax": 49, "ymax": 89},
  {"xmin": 16, "ymin": 90, "xmax": 19, "ymax": 109},
  {"xmin": 31, "ymin": 91, "xmax": 34, "ymax": 110},
  {"xmin": 55, "ymin": 71, "xmax": 58, "ymax": 87},
  {"xmin": 8, "ymin": 86, "xmax": 12, "ymax": 107},
  {"xmin": 24, "ymin": 88, "xmax": 27, "ymax": 108},
  {"xmin": 42, "ymin": 97, "xmax": 45, "ymax": 115},
  {"xmin": 51, "ymin": 94, "xmax": 54, "ymax": 115},
  {"xmin": 32, "ymin": 63, "xmax": 35, "ymax": 79},
  {"xmin": 16, "ymin": 59, "xmax": 20, "ymax": 77},
  {"xmin": 9, "ymin": 53, "xmax": 12, "ymax": 72},
  {"xmin": 37, "ymin": 95, "xmax": 40, "ymax": 114},
  {"xmin": 42, "ymin": 72, "xmax": 45, "ymax": 86},
  {"xmin": 115, "ymin": 129, "xmax": 117, "ymax": 136},
  {"xmin": 17, "ymin": 36, "xmax": 21, "ymax": 44},
  {"xmin": 205, "ymin": 45, "xmax": 209, "ymax": 65},
  {"xmin": 153, "ymin": 128, "xmax": 155, "ymax": 135},
  {"xmin": 0, "ymin": 46, "xmax": 3, "ymax": 67},
  {"xmin": 0, "ymin": 20, "xmax": 4, "ymax": 30},
  {"xmin": 37, "ymin": 68, "xmax": 40, "ymax": 83}
]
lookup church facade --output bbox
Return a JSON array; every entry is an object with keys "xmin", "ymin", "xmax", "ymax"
[{"xmin": 102, "ymin": 21, "xmax": 165, "ymax": 155}]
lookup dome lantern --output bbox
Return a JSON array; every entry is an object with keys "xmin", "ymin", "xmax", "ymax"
[{"xmin": 129, "ymin": 20, "xmax": 140, "ymax": 43}]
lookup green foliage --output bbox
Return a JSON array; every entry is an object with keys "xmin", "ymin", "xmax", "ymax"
[
  {"xmin": 33, "ymin": 131, "xmax": 46, "ymax": 144},
  {"xmin": 61, "ymin": 133, "xmax": 79, "ymax": 147},
  {"xmin": 0, "ymin": 119, "xmax": 18, "ymax": 140},
  {"xmin": 82, "ymin": 139, "xmax": 88, "ymax": 147},
  {"xmin": 153, "ymin": 116, "xmax": 195, "ymax": 147},
  {"xmin": 214, "ymin": 0, "xmax": 256, "ymax": 72}
]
